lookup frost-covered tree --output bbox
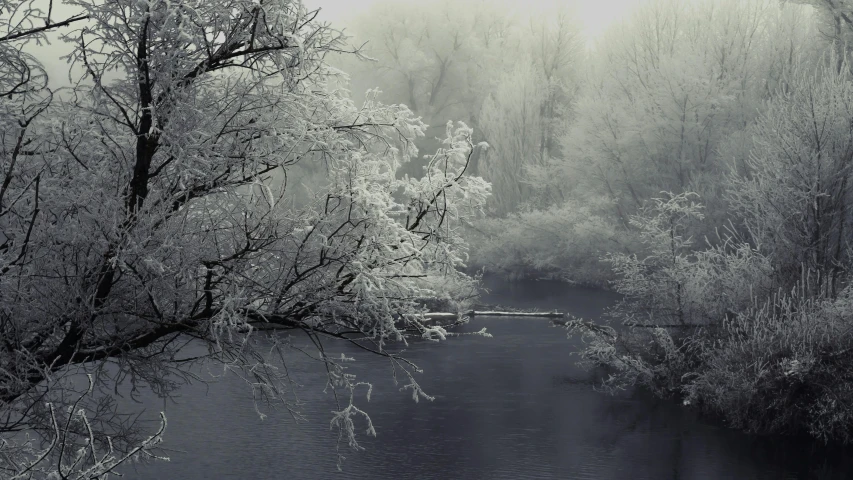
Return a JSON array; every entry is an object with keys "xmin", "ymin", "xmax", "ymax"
[
  {"xmin": 791, "ymin": 0, "xmax": 853, "ymax": 66},
  {"xmin": 340, "ymin": 1, "xmax": 582, "ymax": 212},
  {"xmin": 345, "ymin": 0, "xmax": 516, "ymax": 128},
  {"xmin": 478, "ymin": 63, "xmax": 546, "ymax": 215},
  {"xmin": 476, "ymin": 6, "xmax": 581, "ymax": 214},
  {"xmin": 562, "ymin": 0, "xmax": 819, "ymax": 228},
  {"xmin": 524, "ymin": 5, "xmax": 580, "ymax": 165},
  {"xmin": 727, "ymin": 56, "xmax": 853, "ymax": 297},
  {"xmin": 338, "ymin": 0, "xmax": 523, "ymax": 182},
  {"xmin": 0, "ymin": 0, "xmax": 490, "ymax": 476}
]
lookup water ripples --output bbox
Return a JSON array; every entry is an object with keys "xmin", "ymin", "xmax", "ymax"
[{"xmin": 120, "ymin": 279, "xmax": 853, "ymax": 479}]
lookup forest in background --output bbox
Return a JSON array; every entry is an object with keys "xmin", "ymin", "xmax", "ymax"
[
  {"xmin": 333, "ymin": 0, "xmax": 824, "ymax": 285},
  {"xmin": 335, "ymin": 0, "xmax": 853, "ymax": 444}
]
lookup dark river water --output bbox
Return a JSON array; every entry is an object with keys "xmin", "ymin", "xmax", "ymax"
[{"xmin": 120, "ymin": 278, "xmax": 853, "ymax": 479}]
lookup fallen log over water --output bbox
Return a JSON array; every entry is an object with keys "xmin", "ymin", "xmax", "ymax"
[
  {"xmin": 421, "ymin": 312, "xmax": 463, "ymax": 320},
  {"xmin": 422, "ymin": 311, "xmax": 566, "ymax": 320},
  {"xmin": 470, "ymin": 310, "xmax": 565, "ymax": 318}
]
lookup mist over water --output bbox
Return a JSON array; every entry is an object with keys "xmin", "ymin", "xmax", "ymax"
[{"xmin": 120, "ymin": 278, "xmax": 853, "ymax": 480}]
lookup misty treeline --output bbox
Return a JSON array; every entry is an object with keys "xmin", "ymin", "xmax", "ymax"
[
  {"xmin": 340, "ymin": 0, "xmax": 853, "ymax": 443},
  {"xmin": 340, "ymin": 0, "xmax": 821, "ymax": 284}
]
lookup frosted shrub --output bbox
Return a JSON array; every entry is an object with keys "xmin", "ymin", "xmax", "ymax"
[
  {"xmin": 566, "ymin": 319, "xmax": 695, "ymax": 395},
  {"xmin": 569, "ymin": 192, "xmax": 853, "ymax": 442},
  {"xmin": 683, "ymin": 287, "xmax": 853, "ymax": 441},
  {"xmin": 567, "ymin": 193, "xmax": 773, "ymax": 396},
  {"xmin": 606, "ymin": 193, "xmax": 707, "ymax": 327},
  {"xmin": 604, "ymin": 193, "xmax": 771, "ymax": 327},
  {"xmin": 468, "ymin": 197, "xmax": 628, "ymax": 286},
  {"xmin": 569, "ymin": 194, "xmax": 766, "ymax": 391}
]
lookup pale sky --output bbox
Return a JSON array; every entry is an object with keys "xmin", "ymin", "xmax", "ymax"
[
  {"xmin": 305, "ymin": 0, "xmax": 644, "ymax": 42},
  {"xmin": 31, "ymin": 0, "xmax": 645, "ymax": 87}
]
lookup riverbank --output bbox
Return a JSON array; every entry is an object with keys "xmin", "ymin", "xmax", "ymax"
[{"xmin": 477, "ymin": 275, "xmax": 853, "ymax": 450}]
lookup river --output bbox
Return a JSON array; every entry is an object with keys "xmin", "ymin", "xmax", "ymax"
[{"xmin": 121, "ymin": 278, "xmax": 853, "ymax": 479}]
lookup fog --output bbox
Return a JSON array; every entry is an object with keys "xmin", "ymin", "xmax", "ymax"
[
  {"xmin": 4, "ymin": 1, "xmax": 853, "ymax": 478},
  {"xmin": 318, "ymin": 0, "xmax": 826, "ymax": 283}
]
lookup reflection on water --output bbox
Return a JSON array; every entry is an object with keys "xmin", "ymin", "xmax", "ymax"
[{"xmin": 121, "ymin": 278, "xmax": 853, "ymax": 479}]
